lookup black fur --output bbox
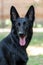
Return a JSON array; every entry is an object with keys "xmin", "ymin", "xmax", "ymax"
[{"xmin": 0, "ymin": 5, "xmax": 35, "ymax": 65}]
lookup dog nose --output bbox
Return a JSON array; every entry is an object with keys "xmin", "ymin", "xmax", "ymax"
[
  {"xmin": 19, "ymin": 32, "xmax": 24, "ymax": 34},
  {"xmin": 19, "ymin": 32, "xmax": 25, "ymax": 38},
  {"xmin": 18, "ymin": 32, "xmax": 25, "ymax": 36}
]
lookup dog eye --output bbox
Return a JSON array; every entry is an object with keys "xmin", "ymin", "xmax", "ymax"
[
  {"xmin": 18, "ymin": 23, "xmax": 21, "ymax": 26},
  {"xmin": 23, "ymin": 22, "xmax": 26, "ymax": 25}
]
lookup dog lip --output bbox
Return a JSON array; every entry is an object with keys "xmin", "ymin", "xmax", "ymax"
[{"xmin": 19, "ymin": 35, "xmax": 25, "ymax": 38}]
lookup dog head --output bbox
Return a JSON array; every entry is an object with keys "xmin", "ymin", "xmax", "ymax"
[{"xmin": 10, "ymin": 5, "xmax": 35, "ymax": 47}]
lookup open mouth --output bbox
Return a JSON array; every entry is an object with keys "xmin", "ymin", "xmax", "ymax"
[{"xmin": 19, "ymin": 34, "xmax": 26, "ymax": 46}]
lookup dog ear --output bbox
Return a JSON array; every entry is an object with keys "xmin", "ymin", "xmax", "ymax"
[
  {"xmin": 25, "ymin": 5, "xmax": 35, "ymax": 22},
  {"xmin": 10, "ymin": 6, "xmax": 19, "ymax": 22}
]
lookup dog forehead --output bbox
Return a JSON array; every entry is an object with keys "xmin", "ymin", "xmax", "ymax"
[{"xmin": 16, "ymin": 18, "xmax": 27, "ymax": 23}]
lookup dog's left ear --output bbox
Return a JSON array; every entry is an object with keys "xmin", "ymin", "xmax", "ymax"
[
  {"xmin": 25, "ymin": 5, "xmax": 35, "ymax": 22},
  {"xmin": 10, "ymin": 6, "xmax": 19, "ymax": 22}
]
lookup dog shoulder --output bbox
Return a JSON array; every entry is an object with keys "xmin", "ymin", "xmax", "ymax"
[
  {"xmin": 0, "ymin": 34, "xmax": 11, "ymax": 54},
  {"xmin": 0, "ymin": 35, "xmax": 11, "ymax": 64},
  {"xmin": 0, "ymin": 41, "xmax": 7, "ymax": 64}
]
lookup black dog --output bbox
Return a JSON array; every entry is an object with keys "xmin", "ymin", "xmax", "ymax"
[{"xmin": 0, "ymin": 5, "xmax": 35, "ymax": 65}]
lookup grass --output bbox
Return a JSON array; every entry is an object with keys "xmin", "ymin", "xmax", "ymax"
[
  {"xmin": 30, "ymin": 32, "xmax": 43, "ymax": 46},
  {"xmin": 27, "ymin": 55, "xmax": 43, "ymax": 65}
]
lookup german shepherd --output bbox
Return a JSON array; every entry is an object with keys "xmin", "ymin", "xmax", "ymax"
[{"xmin": 0, "ymin": 5, "xmax": 35, "ymax": 65}]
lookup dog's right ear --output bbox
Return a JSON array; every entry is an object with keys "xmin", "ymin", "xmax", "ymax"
[
  {"xmin": 25, "ymin": 5, "xmax": 35, "ymax": 22},
  {"xmin": 10, "ymin": 6, "xmax": 19, "ymax": 22}
]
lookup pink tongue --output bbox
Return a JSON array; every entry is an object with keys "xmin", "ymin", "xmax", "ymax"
[{"xmin": 19, "ymin": 37, "xmax": 26, "ymax": 46}]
